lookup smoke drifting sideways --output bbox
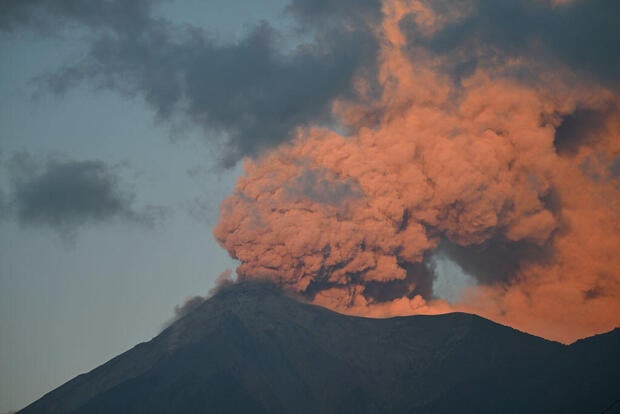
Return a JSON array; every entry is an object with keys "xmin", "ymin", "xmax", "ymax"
[
  {"xmin": 215, "ymin": 0, "xmax": 620, "ymax": 344},
  {"xmin": 163, "ymin": 269, "xmax": 234, "ymax": 330}
]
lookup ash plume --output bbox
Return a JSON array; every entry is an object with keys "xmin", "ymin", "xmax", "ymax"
[{"xmin": 216, "ymin": 0, "xmax": 620, "ymax": 343}]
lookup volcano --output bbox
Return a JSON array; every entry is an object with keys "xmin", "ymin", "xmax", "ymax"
[{"xmin": 20, "ymin": 282, "xmax": 620, "ymax": 413}]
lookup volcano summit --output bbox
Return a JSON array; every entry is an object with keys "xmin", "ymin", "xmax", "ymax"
[{"xmin": 20, "ymin": 282, "xmax": 620, "ymax": 414}]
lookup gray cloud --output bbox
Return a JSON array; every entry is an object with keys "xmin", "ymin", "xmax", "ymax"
[
  {"xmin": 2, "ymin": 0, "xmax": 381, "ymax": 166},
  {"xmin": 400, "ymin": 0, "xmax": 620, "ymax": 87},
  {"xmin": 8, "ymin": 154, "xmax": 165, "ymax": 233}
]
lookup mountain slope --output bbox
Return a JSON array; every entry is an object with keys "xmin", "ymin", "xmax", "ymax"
[{"xmin": 19, "ymin": 282, "xmax": 620, "ymax": 413}]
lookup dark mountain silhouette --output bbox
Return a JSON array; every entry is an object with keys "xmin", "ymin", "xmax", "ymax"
[{"xmin": 20, "ymin": 282, "xmax": 620, "ymax": 413}]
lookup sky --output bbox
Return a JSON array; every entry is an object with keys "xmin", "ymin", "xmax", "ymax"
[
  {"xmin": 0, "ymin": 1, "xmax": 289, "ymax": 411},
  {"xmin": 1, "ymin": 0, "xmax": 619, "ymax": 412}
]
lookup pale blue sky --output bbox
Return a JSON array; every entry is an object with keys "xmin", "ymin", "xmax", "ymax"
[{"xmin": 0, "ymin": 1, "xmax": 290, "ymax": 411}]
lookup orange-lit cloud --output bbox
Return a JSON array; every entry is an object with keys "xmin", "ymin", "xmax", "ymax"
[{"xmin": 215, "ymin": 0, "xmax": 620, "ymax": 344}]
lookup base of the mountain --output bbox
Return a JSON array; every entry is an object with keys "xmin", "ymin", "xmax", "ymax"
[{"xmin": 20, "ymin": 282, "xmax": 620, "ymax": 414}]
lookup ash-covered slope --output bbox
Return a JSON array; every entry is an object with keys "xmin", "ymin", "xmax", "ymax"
[{"xmin": 20, "ymin": 282, "xmax": 620, "ymax": 414}]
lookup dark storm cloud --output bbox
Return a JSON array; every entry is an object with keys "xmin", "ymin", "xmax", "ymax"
[
  {"xmin": 400, "ymin": 0, "xmax": 620, "ymax": 87},
  {"xmin": 8, "ymin": 154, "xmax": 164, "ymax": 232},
  {"xmin": 2, "ymin": 0, "xmax": 381, "ymax": 166}
]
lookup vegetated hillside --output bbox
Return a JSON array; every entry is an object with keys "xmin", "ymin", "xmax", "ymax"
[{"xmin": 20, "ymin": 282, "xmax": 620, "ymax": 414}]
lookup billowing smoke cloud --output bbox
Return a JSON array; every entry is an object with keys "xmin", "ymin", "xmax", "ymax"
[
  {"xmin": 4, "ymin": 0, "xmax": 618, "ymax": 343},
  {"xmin": 7, "ymin": 153, "xmax": 165, "ymax": 234},
  {"xmin": 216, "ymin": 0, "xmax": 620, "ymax": 343},
  {"xmin": 1, "ymin": 0, "xmax": 381, "ymax": 166}
]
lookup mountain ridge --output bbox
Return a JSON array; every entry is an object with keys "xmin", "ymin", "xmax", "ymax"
[{"xmin": 20, "ymin": 282, "xmax": 620, "ymax": 413}]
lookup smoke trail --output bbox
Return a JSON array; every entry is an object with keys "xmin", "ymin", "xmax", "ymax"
[{"xmin": 215, "ymin": 0, "xmax": 620, "ymax": 343}]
